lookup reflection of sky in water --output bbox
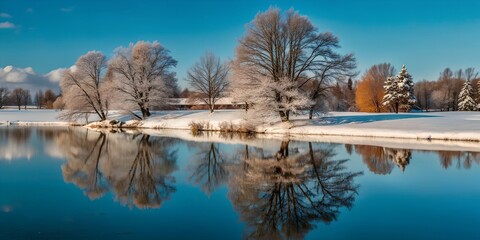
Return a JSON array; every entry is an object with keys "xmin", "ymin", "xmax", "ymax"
[{"xmin": 0, "ymin": 127, "xmax": 479, "ymax": 240}]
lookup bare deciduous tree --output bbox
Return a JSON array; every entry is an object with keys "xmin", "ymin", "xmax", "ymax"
[
  {"xmin": 34, "ymin": 90, "xmax": 45, "ymax": 109},
  {"xmin": 44, "ymin": 89, "xmax": 56, "ymax": 109},
  {"xmin": 21, "ymin": 89, "xmax": 31, "ymax": 110},
  {"xmin": 303, "ymin": 53, "xmax": 357, "ymax": 119},
  {"xmin": 60, "ymin": 51, "xmax": 109, "ymax": 121},
  {"xmin": 186, "ymin": 53, "xmax": 229, "ymax": 113},
  {"xmin": 232, "ymin": 8, "xmax": 355, "ymax": 122},
  {"xmin": 109, "ymin": 41, "xmax": 178, "ymax": 119},
  {"xmin": 415, "ymin": 80, "xmax": 435, "ymax": 112},
  {"xmin": 0, "ymin": 87, "xmax": 10, "ymax": 109},
  {"xmin": 10, "ymin": 88, "xmax": 25, "ymax": 110}
]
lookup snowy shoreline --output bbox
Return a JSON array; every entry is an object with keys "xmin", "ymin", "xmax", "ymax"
[{"xmin": 2, "ymin": 109, "xmax": 480, "ymax": 143}]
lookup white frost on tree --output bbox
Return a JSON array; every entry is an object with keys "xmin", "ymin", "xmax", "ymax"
[
  {"xmin": 383, "ymin": 65, "xmax": 416, "ymax": 113},
  {"xmin": 248, "ymin": 76, "xmax": 312, "ymax": 119},
  {"xmin": 232, "ymin": 8, "xmax": 345, "ymax": 122},
  {"xmin": 109, "ymin": 41, "xmax": 177, "ymax": 119},
  {"xmin": 60, "ymin": 51, "xmax": 109, "ymax": 121},
  {"xmin": 458, "ymin": 80, "xmax": 476, "ymax": 111}
]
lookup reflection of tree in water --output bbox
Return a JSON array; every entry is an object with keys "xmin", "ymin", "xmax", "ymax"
[
  {"xmin": 435, "ymin": 151, "xmax": 480, "ymax": 169},
  {"xmin": 385, "ymin": 148, "xmax": 411, "ymax": 172},
  {"xmin": 354, "ymin": 145, "xmax": 411, "ymax": 174},
  {"xmin": 112, "ymin": 134, "xmax": 177, "ymax": 209},
  {"xmin": 228, "ymin": 140, "xmax": 362, "ymax": 239},
  {"xmin": 189, "ymin": 143, "xmax": 229, "ymax": 196},
  {"xmin": 61, "ymin": 129, "xmax": 109, "ymax": 200},
  {"xmin": 4, "ymin": 127, "xmax": 32, "ymax": 144},
  {"xmin": 0, "ymin": 127, "xmax": 34, "ymax": 160},
  {"xmin": 59, "ymin": 128, "xmax": 177, "ymax": 209}
]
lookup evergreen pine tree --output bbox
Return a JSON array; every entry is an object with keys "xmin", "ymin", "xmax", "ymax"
[
  {"xmin": 397, "ymin": 65, "xmax": 416, "ymax": 112},
  {"xmin": 383, "ymin": 65, "xmax": 416, "ymax": 113},
  {"xmin": 458, "ymin": 80, "xmax": 476, "ymax": 111},
  {"xmin": 382, "ymin": 76, "xmax": 399, "ymax": 113}
]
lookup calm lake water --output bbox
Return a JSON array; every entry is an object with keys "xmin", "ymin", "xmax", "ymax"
[{"xmin": 0, "ymin": 127, "xmax": 479, "ymax": 240}]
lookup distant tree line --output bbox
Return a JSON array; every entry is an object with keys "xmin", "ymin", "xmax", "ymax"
[
  {"xmin": 0, "ymin": 86, "xmax": 61, "ymax": 110},
  {"xmin": 355, "ymin": 64, "xmax": 480, "ymax": 112}
]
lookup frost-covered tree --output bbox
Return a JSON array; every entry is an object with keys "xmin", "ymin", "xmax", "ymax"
[
  {"xmin": 186, "ymin": 52, "xmax": 229, "ymax": 113},
  {"xmin": 232, "ymin": 8, "xmax": 352, "ymax": 122},
  {"xmin": 233, "ymin": 74, "xmax": 312, "ymax": 119},
  {"xmin": 0, "ymin": 87, "xmax": 10, "ymax": 109},
  {"xmin": 383, "ymin": 65, "xmax": 416, "ymax": 113},
  {"xmin": 109, "ymin": 41, "xmax": 178, "ymax": 119},
  {"xmin": 53, "ymin": 96, "xmax": 65, "ymax": 110},
  {"xmin": 457, "ymin": 80, "xmax": 476, "ymax": 111},
  {"xmin": 60, "ymin": 51, "xmax": 109, "ymax": 121}
]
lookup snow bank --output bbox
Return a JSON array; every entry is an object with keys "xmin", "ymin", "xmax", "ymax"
[
  {"xmin": 0, "ymin": 110, "xmax": 69, "ymax": 126},
  {"xmin": 3, "ymin": 109, "xmax": 480, "ymax": 143},
  {"xmin": 137, "ymin": 110, "xmax": 480, "ymax": 142},
  {"xmin": 262, "ymin": 112, "xmax": 480, "ymax": 142}
]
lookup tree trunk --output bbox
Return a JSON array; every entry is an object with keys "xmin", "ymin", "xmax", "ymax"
[
  {"xmin": 279, "ymin": 111, "xmax": 289, "ymax": 122},
  {"xmin": 141, "ymin": 107, "xmax": 151, "ymax": 119},
  {"xmin": 209, "ymin": 105, "xmax": 214, "ymax": 113},
  {"xmin": 309, "ymin": 107, "xmax": 314, "ymax": 120},
  {"xmin": 277, "ymin": 140, "xmax": 290, "ymax": 160},
  {"xmin": 17, "ymin": 105, "xmax": 20, "ymax": 110}
]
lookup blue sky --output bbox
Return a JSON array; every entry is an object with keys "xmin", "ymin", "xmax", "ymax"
[{"xmin": 1, "ymin": 0, "xmax": 480, "ymax": 91}]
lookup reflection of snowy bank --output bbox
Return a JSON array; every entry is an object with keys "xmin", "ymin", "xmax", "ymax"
[{"xmin": 136, "ymin": 129, "xmax": 480, "ymax": 153}]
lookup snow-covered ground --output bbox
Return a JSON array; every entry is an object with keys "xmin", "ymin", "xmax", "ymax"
[
  {"xmin": 0, "ymin": 109, "xmax": 69, "ymax": 126},
  {"xmin": 1, "ymin": 109, "xmax": 480, "ymax": 142}
]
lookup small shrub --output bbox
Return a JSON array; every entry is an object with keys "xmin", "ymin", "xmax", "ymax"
[
  {"xmin": 218, "ymin": 121, "xmax": 236, "ymax": 133},
  {"xmin": 189, "ymin": 121, "xmax": 204, "ymax": 135}
]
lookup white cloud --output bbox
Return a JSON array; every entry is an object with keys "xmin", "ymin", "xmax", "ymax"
[
  {"xmin": 0, "ymin": 66, "xmax": 35, "ymax": 82},
  {"xmin": 0, "ymin": 21, "xmax": 15, "ymax": 29},
  {"xmin": 45, "ymin": 68, "xmax": 66, "ymax": 82},
  {"xmin": 0, "ymin": 65, "xmax": 62, "ymax": 93},
  {"xmin": 5, "ymin": 71, "xmax": 28, "ymax": 82},
  {"xmin": 45, "ymin": 65, "xmax": 75, "ymax": 82},
  {"xmin": 0, "ymin": 13, "xmax": 11, "ymax": 18}
]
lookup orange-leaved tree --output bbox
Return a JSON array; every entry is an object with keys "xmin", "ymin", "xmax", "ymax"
[{"xmin": 355, "ymin": 63, "xmax": 395, "ymax": 112}]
